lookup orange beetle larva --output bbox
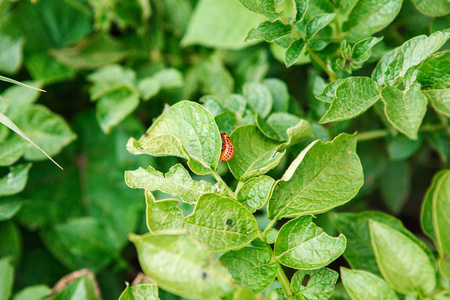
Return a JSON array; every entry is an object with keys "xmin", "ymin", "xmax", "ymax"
[{"xmin": 219, "ymin": 132, "xmax": 234, "ymax": 162}]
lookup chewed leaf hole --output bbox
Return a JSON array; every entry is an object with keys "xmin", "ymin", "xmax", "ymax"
[
  {"xmin": 302, "ymin": 274, "xmax": 310, "ymax": 287},
  {"xmin": 226, "ymin": 219, "xmax": 234, "ymax": 230}
]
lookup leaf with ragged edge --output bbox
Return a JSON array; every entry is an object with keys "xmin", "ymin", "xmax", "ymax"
[
  {"xmin": 228, "ymin": 125, "xmax": 285, "ymax": 181},
  {"xmin": 237, "ymin": 0, "xmax": 281, "ymax": 21},
  {"xmin": 274, "ymin": 215, "xmax": 346, "ymax": 269},
  {"xmin": 373, "ymin": 29, "xmax": 450, "ymax": 85},
  {"xmin": 411, "ymin": 0, "xmax": 450, "ymax": 17},
  {"xmin": 285, "ymin": 39, "xmax": 306, "ymax": 67},
  {"xmin": 416, "ymin": 51, "xmax": 450, "ymax": 117},
  {"xmin": 342, "ymin": 0, "xmax": 402, "ymax": 42},
  {"xmin": 130, "ymin": 233, "xmax": 234, "ymax": 299},
  {"xmin": 125, "ymin": 164, "xmax": 222, "ymax": 204},
  {"xmin": 184, "ymin": 193, "xmax": 258, "ymax": 253},
  {"xmin": 220, "ymin": 247, "xmax": 278, "ymax": 293},
  {"xmin": 119, "ymin": 282, "xmax": 159, "ymax": 300},
  {"xmin": 15, "ymin": 104, "xmax": 77, "ymax": 161},
  {"xmin": 351, "ymin": 37, "xmax": 383, "ymax": 63},
  {"xmin": 0, "ymin": 163, "xmax": 31, "ymax": 197},
  {"xmin": 293, "ymin": 0, "xmax": 308, "ymax": 22},
  {"xmin": 263, "ymin": 78, "xmax": 289, "ymax": 112},
  {"xmin": 246, "ymin": 20, "xmax": 293, "ymax": 42},
  {"xmin": 380, "ymin": 84, "xmax": 427, "ymax": 140},
  {"xmin": 291, "ymin": 268, "xmax": 338, "ymax": 300},
  {"xmin": 236, "ymin": 176, "xmax": 275, "ymax": 212},
  {"xmin": 244, "ymin": 82, "xmax": 273, "ymax": 118},
  {"xmin": 315, "ymin": 79, "xmax": 345, "ymax": 103},
  {"xmin": 41, "ymin": 217, "xmax": 120, "ymax": 272},
  {"xmin": 306, "ymin": 13, "xmax": 336, "ymax": 39},
  {"xmin": 0, "ymin": 258, "xmax": 13, "ymax": 300},
  {"xmin": 331, "ymin": 211, "xmax": 436, "ymax": 278},
  {"xmin": 340, "ymin": 268, "xmax": 398, "ymax": 300},
  {"xmin": 144, "ymin": 191, "xmax": 184, "ymax": 233},
  {"xmin": 370, "ymin": 220, "xmax": 436, "ymax": 295},
  {"xmin": 319, "ymin": 77, "xmax": 381, "ymax": 124},
  {"xmin": 421, "ymin": 170, "xmax": 447, "ymax": 242},
  {"xmin": 268, "ymin": 133, "xmax": 363, "ymax": 220},
  {"xmin": 127, "ymin": 101, "xmax": 221, "ymax": 175},
  {"xmin": 182, "ymin": 0, "xmax": 265, "ymax": 49},
  {"xmin": 431, "ymin": 170, "xmax": 450, "ymax": 278}
]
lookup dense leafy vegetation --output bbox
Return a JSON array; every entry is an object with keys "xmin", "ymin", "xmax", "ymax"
[{"xmin": 0, "ymin": 0, "xmax": 449, "ymax": 299}]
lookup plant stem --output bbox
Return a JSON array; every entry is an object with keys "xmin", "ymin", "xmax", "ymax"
[
  {"xmin": 356, "ymin": 129, "xmax": 389, "ymax": 142},
  {"xmin": 307, "ymin": 47, "xmax": 337, "ymax": 81},
  {"xmin": 211, "ymin": 171, "xmax": 236, "ymax": 199}
]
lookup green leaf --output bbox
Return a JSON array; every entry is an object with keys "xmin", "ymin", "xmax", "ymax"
[
  {"xmin": 198, "ymin": 53, "xmax": 234, "ymax": 99},
  {"xmin": 342, "ymin": 0, "xmax": 402, "ymax": 42},
  {"xmin": 25, "ymin": 52, "xmax": 75, "ymax": 84},
  {"xmin": 15, "ymin": 104, "xmax": 77, "ymax": 160},
  {"xmin": 88, "ymin": 64, "xmax": 136, "ymax": 100},
  {"xmin": 1, "ymin": 81, "xmax": 41, "ymax": 120},
  {"xmin": 370, "ymin": 220, "xmax": 436, "ymax": 295},
  {"xmin": 125, "ymin": 164, "xmax": 222, "ymax": 204},
  {"xmin": 181, "ymin": 0, "xmax": 265, "ymax": 49},
  {"xmin": 331, "ymin": 211, "xmax": 435, "ymax": 277},
  {"xmin": 0, "ymin": 258, "xmax": 13, "ymax": 300},
  {"xmin": 0, "ymin": 135, "xmax": 28, "ymax": 167},
  {"xmin": 144, "ymin": 191, "xmax": 184, "ymax": 233},
  {"xmin": 0, "ymin": 221, "xmax": 21, "ymax": 266},
  {"xmin": 380, "ymin": 84, "xmax": 427, "ymax": 140},
  {"xmin": 411, "ymin": 0, "xmax": 450, "ymax": 17},
  {"xmin": 373, "ymin": 30, "xmax": 450, "ymax": 85},
  {"xmin": 263, "ymin": 78, "xmax": 289, "ymax": 112},
  {"xmin": 421, "ymin": 170, "xmax": 447, "ymax": 242},
  {"xmin": 51, "ymin": 34, "xmax": 128, "ymax": 70},
  {"xmin": 306, "ymin": 13, "xmax": 336, "ymax": 39},
  {"xmin": 380, "ymin": 161, "xmax": 411, "ymax": 214},
  {"xmin": 12, "ymin": 285, "xmax": 52, "ymax": 300},
  {"xmin": 0, "ymin": 34, "xmax": 23, "ymax": 74},
  {"xmin": 431, "ymin": 170, "xmax": 450, "ymax": 278},
  {"xmin": 184, "ymin": 193, "xmax": 258, "ymax": 252},
  {"xmin": 293, "ymin": 0, "xmax": 308, "ymax": 22},
  {"xmin": 285, "ymin": 39, "xmax": 306, "ymax": 67},
  {"xmin": 220, "ymin": 247, "xmax": 278, "ymax": 293},
  {"xmin": 246, "ymin": 20, "xmax": 293, "ymax": 42},
  {"xmin": 201, "ymin": 95, "xmax": 225, "ymax": 117},
  {"xmin": 351, "ymin": 37, "xmax": 383, "ymax": 63},
  {"xmin": 119, "ymin": 282, "xmax": 159, "ymax": 300},
  {"xmin": 237, "ymin": 0, "xmax": 281, "ymax": 21},
  {"xmin": 227, "ymin": 125, "xmax": 285, "ymax": 181},
  {"xmin": 41, "ymin": 217, "xmax": 121, "ymax": 272},
  {"xmin": 416, "ymin": 51, "xmax": 450, "ymax": 117},
  {"xmin": 49, "ymin": 273, "xmax": 99, "ymax": 300},
  {"xmin": 244, "ymin": 82, "xmax": 273, "ymax": 118},
  {"xmin": 0, "ymin": 198, "xmax": 23, "ymax": 221},
  {"xmin": 127, "ymin": 101, "xmax": 221, "ymax": 175},
  {"xmin": 274, "ymin": 215, "xmax": 346, "ymax": 269},
  {"xmin": 137, "ymin": 77, "xmax": 161, "ymax": 101},
  {"xmin": 387, "ymin": 134, "xmax": 423, "ymax": 161},
  {"xmin": 257, "ymin": 112, "xmax": 300, "ymax": 141},
  {"xmin": 291, "ymin": 268, "xmax": 339, "ymax": 300},
  {"xmin": 225, "ymin": 94, "xmax": 247, "ymax": 116},
  {"xmin": 315, "ymin": 79, "xmax": 345, "ymax": 103},
  {"xmin": 268, "ymin": 133, "xmax": 363, "ymax": 220},
  {"xmin": 319, "ymin": 77, "xmax": 381, "ymax": 124},
  {"xmin": 215, "ymin": 111, "xmax": 239, "ymax": 134},
  {"xmin": 130, "ymin": 233, "xmax": 234, "ymax": 299},
  {"xmin": 0, "ymin": 164, "xmax": 31, "ymax": 197},
  {"xmin": 340, "ymin": 268, "xmax": 398, "ymax": 300},
  {"xmin": 236, "ymin": 176, "xmax": 275, "ymax": 212},
  {"xmin": 152, "ymin": 68, "xmax": 184, "ymax": 89}
]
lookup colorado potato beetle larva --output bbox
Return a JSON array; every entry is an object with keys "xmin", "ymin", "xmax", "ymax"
[{"xmin": 219, "ymin": 133, "xmax": 234, "ymax": 162}]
